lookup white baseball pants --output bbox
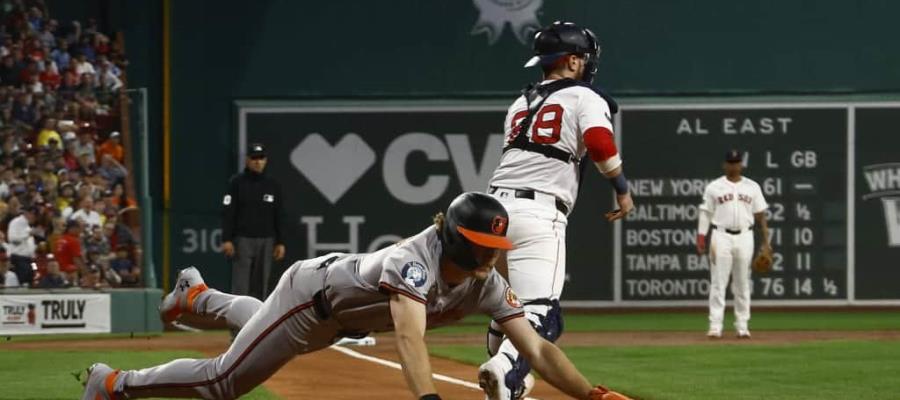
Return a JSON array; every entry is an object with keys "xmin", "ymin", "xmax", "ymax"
[{"xmin": 708, "ymin": 228, "xmax": 754, "ymax": 331}]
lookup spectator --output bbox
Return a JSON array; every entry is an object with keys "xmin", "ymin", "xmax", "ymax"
[
  {"xmin": 39, "ymin": 159, "xmax": 57, "ymax": 190},
  {"xmin": 79, "ymin": 263, "xmax": 106, "ymax": 288},
  {"xmin": 96, "ymin": 61, "xmax": 121, "ymax": 93},
  {"xmin": 12, "ymin": 92, "xmax": 36, "ymax": 126},
  {"xmin": 53, "ymin": 219, "xmax": 82, "ymax": 283},
  {"xmin": 97, "ymin": 153, "xmax": 125, "ymax": 184},
  {"xmin": 50, "ymin": 39, "xmax": 71, "ymax": 71},
  {"xmin": 36, "ymin": 116, "xmax": 61, "ymax": 149},
  {"xmin": 32, "ymin": 240, "xmax": 52, "ymax": 277},
  {"xmin": 109, "ymin": 182, "xmax": 135, "ymax": 209},
  {"xmin": 0, "ymin": 250, "xmax": 19, "ymax": 287},
  {"xmin": 84, "ymin": 248, "xmax": 118, "ymax": 286},
  {"xmin": 37, "ymin": 253, "xmax": 67, "ymax": 288},
  {"xmin": 7, "ymin": 204, "xmax": 38, "ymax": 286},
  {"xmin": 0, "ymin": 168, "xmax": 10, "ymax": 198},
  {"xmin": 72, "ymin": 128, "xmax": 95, "ymax": 163},
  {"xmin": 64, "ymin": 21, "xmax": 81, "ymax": 48},
  {"xmin": 38, "ymin": 19, "xmax": 57, "ymax": 48},
  {"xmin": 61, "ymin": 131, "xmax": 78, "ymax": 169},
  {"xmin": 69, "ymin": 196, "xmax": 101, "ymax": 230},
  {"xmin": 97, "ymin": 54, "xmax": 120, "ymax": 77},
  {"xmin": 26, "ymin": 6, "xmax": 44, "ymax": 32},
  {"xmin": 73, "ymin": 53, "xmax": 95, "ymax": 76},
  {"xmin": 110, "ymin": 244, "xmax": 139, "ymax": 286},
  {"xmin": 46, "ymin": 216, "xmax": 65, "ymax": 250},
  {"xmin": 56, "ymin": 181, "xmax": 74, "ymax": 211},
  {"xmin": 97, "ymin": 131, "xmax": 122, "ymax": 163},
  {"xmin": 38, "ymin": 58, "xmax": 60, "ymax": 90},
  {"xmin": 84, "ymin": 220, "xmax": 109, "ymax": 256}
]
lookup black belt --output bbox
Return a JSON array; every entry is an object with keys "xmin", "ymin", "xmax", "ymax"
[
  {"xmin": 711, "ymin": 224, "xmax": 751, "ymax": 235},
  {"xmin": 490, "ymin": 187, "xmax": 569, "ymax": 215}
]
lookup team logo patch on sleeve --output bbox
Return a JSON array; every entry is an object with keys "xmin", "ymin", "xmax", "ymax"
[
  {"xmin": 401, "ymin": 261, "xmax": 428, "ymax": 288},
  {"xmin": 505, "ymin": 287, "xmax": 522, "ymax": 308}
]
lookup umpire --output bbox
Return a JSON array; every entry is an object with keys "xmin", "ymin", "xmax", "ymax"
[{"xmin": 221, "ymin": 143, "xmax": 286, "ymax": 300}]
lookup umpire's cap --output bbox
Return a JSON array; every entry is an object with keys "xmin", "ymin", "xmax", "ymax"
[
  {"xmin": 248, "ymin": 143, "xmax": 266, "ymax": 158},
  {"xmin": 439, "ymin": 192, "xmax": 513, "ymax": 270}
]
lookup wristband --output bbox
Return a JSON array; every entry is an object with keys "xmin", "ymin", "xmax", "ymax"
[
  {"xmin": 608, "ymin": 172, "xmax": 628, "ymax": 195},
  {"xmin": 420, "ymin": 394, "xmax": 442, "ymax": 400}
]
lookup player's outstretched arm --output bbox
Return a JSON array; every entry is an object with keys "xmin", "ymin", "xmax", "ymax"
[
  {"xmin": 389, "ymin": 293, "xmax": 439, "ymax": 398},
  {"xmin": 501, "ymin": 317, "xmax": 632, "ymax": 400}
]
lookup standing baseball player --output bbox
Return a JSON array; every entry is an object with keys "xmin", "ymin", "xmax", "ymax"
[
  {"xmin": 479, "ymin": 21, "xmax": 634, "ymax": 400},
  {"xmin": 81, "ymin": 192, "xmax": 631, "ymax": 400},
  {"xmin": 696, "ymin": 150, "xmax": 771, "ymax": 338}
]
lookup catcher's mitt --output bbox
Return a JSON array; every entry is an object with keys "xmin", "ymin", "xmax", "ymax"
[{"xmin": 752, "ymin": 250, "xmax": 773, "ymax": 274}]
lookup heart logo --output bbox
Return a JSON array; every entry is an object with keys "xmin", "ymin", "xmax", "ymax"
[{"xmin": 289, "ymin": 133, "xmax": 376, "ymax": 204}]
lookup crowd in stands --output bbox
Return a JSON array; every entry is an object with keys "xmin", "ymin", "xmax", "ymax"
[{"xmin": 0, "ymin": 0, "xmax": 141, "ymax": 289}]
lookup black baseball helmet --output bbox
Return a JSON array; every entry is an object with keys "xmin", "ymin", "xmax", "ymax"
[
  {"xmin": 524, "ymin": 21, "xmax": 601, "ymax": 84},
  {"xmin": 439, "ymin": 192, "xmax": 513, "ymax": 270}
]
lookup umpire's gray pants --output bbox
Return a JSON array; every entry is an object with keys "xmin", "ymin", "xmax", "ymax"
[{"xmin": 231, "ymin": 236, "xmax": 273, "ymax": 300}]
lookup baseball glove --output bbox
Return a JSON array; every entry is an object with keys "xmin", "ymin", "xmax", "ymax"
[
  {"xmin": 752, "ymin": 249, "xmax": 773, "ymax": 274},
  {"xmin": 589, "ymin": 385, "xmax": 633, "ymax": 400}
]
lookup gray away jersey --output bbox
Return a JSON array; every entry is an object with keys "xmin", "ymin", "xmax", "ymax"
[{"xmin": 321, "ymin": 226, "xmax": 524, "ymax": 334}]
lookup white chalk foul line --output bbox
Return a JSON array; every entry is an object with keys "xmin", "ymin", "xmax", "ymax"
[{"xmin": 329, "ymin": 345, "xmax": 541, "ymax": 400}]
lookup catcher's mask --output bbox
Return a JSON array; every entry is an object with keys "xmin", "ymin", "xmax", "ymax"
[
  {"xmin": 438, "ymin": 192, "xmax": 514, "ymax": 270},
  {"xmin": 524, "ymin": 21, "xmax": 601, "ymax": 84}
]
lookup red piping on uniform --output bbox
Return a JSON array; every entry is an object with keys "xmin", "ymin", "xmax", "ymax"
[
  {"xmin": 127, "ymin": 300, "xmax": 316, "ymax": 390},
  {"xmin": 379, "ymin": 282, "xmax": 427, "ymax": 304}
]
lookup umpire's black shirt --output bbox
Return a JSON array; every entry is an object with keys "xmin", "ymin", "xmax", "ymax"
[{"xmin": 221, "ymin": 168, "xmax": 286, "ymax": 244}]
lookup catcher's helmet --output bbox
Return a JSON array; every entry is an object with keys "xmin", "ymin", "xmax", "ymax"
[
  {"xmin": 439, "ymin": 192, "xmax": 513, "ymax": 270},
  {"xmin": 524, "ymin": 21, "xmax": 600, "ymax": 84}
]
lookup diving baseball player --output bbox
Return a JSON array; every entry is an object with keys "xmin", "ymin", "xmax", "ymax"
[
  {"xmin": 696, "ymin": 150, "xmax": 771, "ymax": 338},
  {"xmin": 480, "ymin": 21, "xmax": 634, "ymax": 400},
  {"xmin": 81, "ymin": 192, "xmax": 631, "ymax": 400}
]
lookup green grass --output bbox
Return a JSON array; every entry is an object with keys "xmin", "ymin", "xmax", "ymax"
[
  {"xmin": 431, "ymin": 340, "xmax": 900, "ymax": 400},
  {"xmin": 431, "ymin": 311, "xmax": 900, "ymax": 334},
  {"xmin": 0, "ymin": 350, "xmax": 279, "ymax": 400}
]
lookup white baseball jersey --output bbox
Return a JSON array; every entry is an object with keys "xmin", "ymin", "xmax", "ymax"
[
  {"xmin": 700, "ymin": 176, "xmax": 768, "ymax": 230},
  {"xmin": 489, "ymin": 81, "xmax": 618, "ymax": 208}
]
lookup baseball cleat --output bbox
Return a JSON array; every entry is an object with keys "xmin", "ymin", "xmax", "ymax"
[
  {"xmin": 479, "ymin": 354, "xmax": 522, "ymax": 400},
  {"xmin": 706, "ymin": 327, "xmax": 723, "ymax": 339},
  {"xmin": 159, "ymin": 267, "xmax": 208, "ymax": 324},
  {"xmin": 80, "ymin": 363, "xmax": 120, "ymax": 400},
  {"xmin": 737, "ymin": 329, "xmax": 752, "ymax": 339}
]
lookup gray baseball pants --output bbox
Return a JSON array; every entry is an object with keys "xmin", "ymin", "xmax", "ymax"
[
  {"xmin": 114, "ymin": 256, "xmax": 339, "ymax": 399},
  {"xmin": 231, "ymin": 236, "xmax": 274, "ymax": 300}
]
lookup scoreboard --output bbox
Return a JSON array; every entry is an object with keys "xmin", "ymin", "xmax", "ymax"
[
  {"xmin": 226, "ymin": 99, "xmax": 900, "ymax": 306},
  {"xmin": 618, "ymin": 105, "xmax": 849, "ymax": 302}
]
